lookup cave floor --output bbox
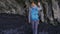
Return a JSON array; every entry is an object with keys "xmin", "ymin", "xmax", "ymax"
[{"xmin": 0, "ymin": 13, "xmax": 60, "ymax": 34}]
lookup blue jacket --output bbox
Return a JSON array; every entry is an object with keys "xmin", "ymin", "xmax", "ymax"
[{"xmin": 29, "ymin": 5, "xmax": 39, "ymax": 21}]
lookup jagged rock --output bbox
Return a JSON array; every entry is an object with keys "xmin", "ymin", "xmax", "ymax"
[
  {"xmin": 52, "ymin": 0, "xmax": 60, "ymax": 23},
  {"xmin": 0, "ymin": 0, "xmax": 60, "ymax": 25},
  {"xmin": 41, "ymin": 0, "xmax": 60, "ymax": 24},
  {"xmin": 0, "ymin": 0, "xmax": 28, "ymax": 15}
]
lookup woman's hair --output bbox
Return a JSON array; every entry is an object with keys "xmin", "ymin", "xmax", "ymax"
[{"xmin": 30, "ymin": 1, "xmax": 37, "ymax": 5}]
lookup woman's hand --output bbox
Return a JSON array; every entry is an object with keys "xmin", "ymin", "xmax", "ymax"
[{"xmin": 38, "ymin": 2, "xmax": 40, "ymax": 7}]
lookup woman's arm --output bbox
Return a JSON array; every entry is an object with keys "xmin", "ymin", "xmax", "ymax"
[{"xmin": 28, "ymin": 7, "xmax": 31, "ymax": 23}]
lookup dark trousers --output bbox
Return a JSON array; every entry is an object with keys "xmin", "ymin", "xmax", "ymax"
[{"xmin": 31, "ymin": 20, "xmax": 39, "ymax": 34}]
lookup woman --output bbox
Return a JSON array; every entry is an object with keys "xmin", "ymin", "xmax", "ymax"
[{"xmin": 28, "ymin": 1, "xmax": 39, "ymax": 34}]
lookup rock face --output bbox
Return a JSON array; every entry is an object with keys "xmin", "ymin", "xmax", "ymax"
[
  {"xmin": 0, "ymin": 0, "xmax": 27, "ymax": 15},
  {"xmin": 0, "ymin": 0, "xmax": 60, "ymax": 23},
  {"xmin": 41, "ymin": 0, "xmax": 60, "ymax": 24},
  {"xmin": 52, "ymin": 0, "xmax": 60, "ymax": 22}
]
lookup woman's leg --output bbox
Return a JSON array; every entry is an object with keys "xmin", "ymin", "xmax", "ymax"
[
  {"xmin": 34, "ymin": 20, "xmax": 39, "ymax": 34},
  {"xmin": 32, "ymin": 20, "xmax": 39, "ymax": 34},
  {"xmin": 32, "ymin": 21, "xmax": 35, "ymax": 34}
]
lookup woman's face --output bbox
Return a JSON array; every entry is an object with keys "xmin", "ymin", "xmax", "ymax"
[{"xmin": 31, "ymin": 2, "xmax": 35, "ymax": 7}]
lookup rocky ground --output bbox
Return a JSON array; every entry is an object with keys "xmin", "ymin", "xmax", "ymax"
[{"xmin": 0, "ymin": 13, "xmax": 60, "ymax": 34}]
